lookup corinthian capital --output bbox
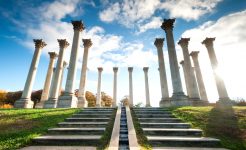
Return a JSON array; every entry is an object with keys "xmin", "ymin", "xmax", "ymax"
[
  {"xmin": 98, "ymin": 67, "xmax": 103, "ymax": 72},
  {"xmin": 178, "ymin": 38, "xmax": 190, "ymax": 48},
  {"xmin": 202, "ymin": 37, "xmax": 215, "ymax": 47},
  {"xmin": 190, "ymin": 51, "xmax": 199, "ymax": 58},
  {"xmin": 154, "ymin": 38, "xmax": 164, "ymax": 48},
  {"xmin": 161, "ymin": 19, "xmax": 175, "ymax": 31},
  {"xmin": 33, "ymin": 39, "xmax": 47, "ymax": 48},
  {"xmin": 113, "ymin": 67, "xmax": 118, "ymax": 72},
  {"xmin": 128, "ymin": 67, "xmax": 133, "ymax": 72},
  {"xmin": 143, "ymin": 67, "xmax": 149, "ymax": 72},
  {"xmin": 83, "ymin": 39, "xmax": 92, "ymax": 48},
  {"xmin": 58, "ymin": 39, "xmax": 69, "ymax": 48},
  {"xmin": 72, "ymin": 20, "xmax": 85, "ymax": 31},
  {"xmin": 48, "ymin": 52, "xmax": 58, "ymax": 59}
]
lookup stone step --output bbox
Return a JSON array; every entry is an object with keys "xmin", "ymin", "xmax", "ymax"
[
  {"xmin": 133, "ymin": 111, "xmax": 171, "ymax": 114},
  {"xmin": 140, "ymin": 123, "xmax": 191, "ymax": 128},
  {"xmin": 139, "ymin": 118, "xmax": 181, "ymax": 123},
  {"xmin": 136, "ymin": 114, "xmax": 173, "ymax": 118},
  {"xmin": 58, "ymin": 122, "xmax": 108, "ymax": 128},
  {"xmin": 77, "ymin": 111, "xmax": 113, "ymax": 114},
  {"xmin": 33, "ymin": 135, "xmax": 101, "ymax": 146},
  {"xmin": 72, "ymin": 114, "xmax": 112, "ymax": 118},
  {"xmin": 147, "ymin": 136, "xmax": 221, "ymax": 147},
  {"xmin": 48, "ymin": 128, "xmax": 105, "ymax": 135},
  {"xmin": 152, "ymin": 147, "xmax": 228, "ymax": 150},
  {"xmin": 143, "ymin": 128, "xmax": 202, "ymax": 136},
  {"xmin": 65, "ymin": 118, "xmax": 110, "ymax": 122},
  {"xmin": 83, "ymin": 108, "xmax": 115, "ymax": 111}
]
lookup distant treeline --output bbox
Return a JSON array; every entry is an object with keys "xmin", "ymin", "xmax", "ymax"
[{"xmin": 0, "ymin": 90, "xmax": 113, "ymax": 108}]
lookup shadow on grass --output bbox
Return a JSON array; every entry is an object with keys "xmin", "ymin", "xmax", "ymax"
[{"xmin": 206, "ymin": 104, "xmax": 245, "ymax": 149}]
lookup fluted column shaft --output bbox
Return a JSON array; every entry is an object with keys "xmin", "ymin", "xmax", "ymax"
[
  {"xmin": 113, "ymin": 67, "xmax": 118, "ymax": 107},
  {"xmin": 180, "ymin": 61, "xmax": 190, "ymax": 95},
  {"xmin": 143, "ymin": 67, "xmax": 151, "ymax": 107},
  {"xmin": 128, "ymin": 67, "xmax": 133, "ymax": 107},
  {"xmin": 64, "ymin": 21, "xmax": 84, "ymax": 95},
  {"xmin": 190, "ymin": 51, "xmax": 208, "ymax": 101},
  {"xmin": 14, "ymin": 39, "xmax": 46, "ymax": 108},
  {"xmin": 58, "ymin": 21, "xmax": 85, "ymax": 108},
  {"xmin": 58, "ymin": 61, "xmax": 67, "ymax": 96},
  {"xmin": 202, "ymin": 38, "xmax": 229, "ymax": 101},
  {"xmin": 44, "ymin": 39, "xmax": 69, "ymax": 108},
  {"xmin": 36, "ymin": 52, "xmax": 57, "ymax": 108},
  {"xmin": 178, "ymin": 38, "xmax": 200, "ymax": 100},
  {"xmin": 161, "ymin": 19, "xmax": 186, "ymax": 100},
  {"xmin": 154, "ymin": 38, "xmax": 169, "ymax": 104},
  {"xmin": 78, "ymin": 39, "xmax": 92, "ymax": 108},
  {"xmin": 96, "ymin": 67, "xmax": 103, "ymax": 107}
]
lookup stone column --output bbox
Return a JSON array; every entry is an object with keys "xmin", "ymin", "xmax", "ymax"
[
  {"xmin": 58, "ymin": 21, "xmax": 85, "ymax": 108},
  {"xmin": 58, "ymin": 61, "xmax": 67, "ymax": 96},
  {"xmin": 128, "ymin": 67, "xmax": 133, "ymax": 107},
  {"xmin": 44, "ymin": 39, "xmax": 69, "ymax": 108},
  {"xmin": 154, "ymin": 38, "xmax": 169, "ymax": 106},
  {"xmin": 36, "ymin": 52, "xmax": 58, "ymax": 108},
  {"xmin": 180, "ymin": 60, "xmax": 190, "ymax": 96},
  {"xmin": 143, "ymin": 67, "xmax": 151, "ymax": 107},
  {"xmin": 202, "ymin": 38, "xmax": 230, "ymax": 103},
  {"xmin": 14, "ymin": 39, "xmax": 46, "ymax": 108},
  {"xmin": 178, "ymin": 38, "xmax": 200, "ymax": 101},
  {"xmin": 190, "ymin": 51, "xmax": 208, "ymax": 102},
  {"xmin": 78, "ymin": 39, "xmax": 92, "ymax": 108},
  {"xmin": 96, "ymin": 67, "xmax": 103, "ymax": 107},
  {"xmin": 161, "ymin": 19, "xmax": 187, "ymax": 102},
  {"xmin": 112, "ymin": 67, "xmax": 118, "ymax": 107}
]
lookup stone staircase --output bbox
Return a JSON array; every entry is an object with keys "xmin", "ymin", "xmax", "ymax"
[
  {"xmin": 32, "ymin": 108, "xmax": 116, "ymax": 146},
  {"xmin": 132, "ymin": 107, "xmax": 223, "ymax": 149}
]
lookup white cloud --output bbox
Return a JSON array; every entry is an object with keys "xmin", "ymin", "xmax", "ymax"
[
  {"xmin": 99, "ymin": 3, "xmax": 120, "ymax": 22},
  {"xmin": 160, "ymin": 0, "xmax": 222, "ymax": 21},
  {"xmin": 138, "ymin": 17, "xmax": 162, "ymax": 33},
  {"xmin": 41, "ymin": 0, "xmax": 80, "ymax": 21},
  {"xmin": 99, "ymin": 0, "xmax": 222, "ymax": 32},
  {"xmin": 180, "ymin": 10, "xmax": 246, "ymax": 101}
]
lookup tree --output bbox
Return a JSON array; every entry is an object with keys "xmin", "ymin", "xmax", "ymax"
[
  {"xmin": 6, "ymin": 91, "xmax": 22, "ymax": 105},
  {"xmin": 31, "ymin": 90, "xmax": 42, "ymax": 108},
  {"xmin": 86, "ymin": 91, "xmax": 96, "ymax": 107},
  {"xmin": 0, "ymin": 91, "xmax": 7, "ymax": 106},
  {"xmin": 120, "ymin": 95, "xmax": 129, "ymax": 107},
  {"xmin": 101, "ymin": 92, "xmax": 113, "ymax": 107}
]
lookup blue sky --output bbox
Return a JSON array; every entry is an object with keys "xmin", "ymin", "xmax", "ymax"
[{"xmin": 0, "ymin": 0, "xmax": 246, "ymax": 106}]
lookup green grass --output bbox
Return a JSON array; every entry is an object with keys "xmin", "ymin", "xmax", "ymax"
[
  {"xmin": 97, "ymin": 108, "xmax": 117, "ymax": 150},
  {"xmin": 0, "ymin": 108, "xmax": 79, "ymax": 150},
  {"xmin": 171, "ymin": 106, "xmax": 246, "ymax": 150}
]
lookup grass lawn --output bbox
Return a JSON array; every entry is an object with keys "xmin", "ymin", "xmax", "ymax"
[
  {"xmin": 0, "ymin": 108, "xmax": 79, "ymax": 150},
  {"xmin": 171, "ymin": 106, "xmax": 246, "ymax": 150}
]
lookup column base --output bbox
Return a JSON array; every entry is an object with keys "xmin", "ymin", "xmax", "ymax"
[
  {"xmin": 14, "ymin": 98, "xmax": 34, "ymax": 108},
  {"xmin": 216, "ymin": 97, "xmax": 232, "ymax": 108},
  {"xmin": 43, "ymin": 98, "xmax": 57, "ymax": 108},
  {"xmin": 77, "ymin": 96, "xmax": 87, "ymax": 108},
  {"xmin": 145, "ymin": 104, "xmax": 151, "ymax": 107},
  {"xmin": 171, "ymin": 92, "xmax": 188, "ymax": 101},
  {"xmin": 57, "ymin": 93, "xmax": 78, "ymax": 108},
  {"xmin": 188, "ymin": 97, "xmax": 201, "ymax": 101},
  {"xmin": 96, "ymin": 104, "xmax": 101, "ymax": 107},
  {"xmin": 159, "ymin": 98, "xmax": 170, "ymax": 107},
  {"xmin": 35, "ymin": 101, "xmax": 45, "ymax": 108},
  {"xmin": 112, "ymin": 101, "xmax": 116, "ymax": 107},
  {"xmin": 191, "ymin": 100, "xmax": 209, "ymax": 106}
]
